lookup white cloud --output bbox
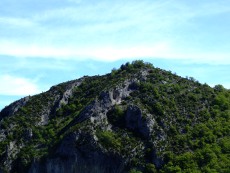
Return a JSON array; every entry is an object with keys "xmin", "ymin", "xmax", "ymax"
[
  {"xmin": 0, "ymin": 0, "xmax": 229, "ymax": 65},
  {"xmin": 0, "ymin": 40, "xmax": 178, "ymax": 62},
  {"xmin": 0, "ymin": 75, "xmax": 40, "ymax": 96},
  {"xmin": 0, "ymin": 40, "xmax": 229, "ymax": 65}
]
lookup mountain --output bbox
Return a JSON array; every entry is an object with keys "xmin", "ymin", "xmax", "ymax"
[{"xmin": 0, "ymin": 60, "xmax": 229, "ymax": 173}]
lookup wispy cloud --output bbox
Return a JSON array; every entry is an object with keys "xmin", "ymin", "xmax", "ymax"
[
  {"xmin": 0, "ymin": 75, "xmax": 40, "ymax": 96},
  {"xmin": 0, "ymin": 0, "xmax": 229, "ymax": 64},
  {"xmin": 0, "ymin": 41, "xmax": 229, "ymax": 65},
  {"xmin": 0, "ymin": 41, "xmax": 171, "ymax": 60}
]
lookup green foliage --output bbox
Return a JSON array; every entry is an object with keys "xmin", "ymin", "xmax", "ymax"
[
  {"xmin": 129, "ymin": 169, "xmax": 143, "ymax": 173},
  {"xmin": 0, "ymin": 61, "xmax": 229, "ymax": 172},
  {"xmin": 145, "ymin": 163, "xmax": 157, "ymax": 173},
  {"xmin": 96, "ymin": 130, "xmax": 121, "ymax": 150},
  {"xmin": 162, "ymin": 162, "xmax": 182, "ymax": 173},
  {"xmin": 214, "ymin": 94, "xmax": 230, "ymax": 110},
  {"xmin": 219, "ymin": 137, "xmax": 230, "ymax": 154},
  {"xmin": 107, "ymin": 105, "xmax": 125, "ymax": 127}
]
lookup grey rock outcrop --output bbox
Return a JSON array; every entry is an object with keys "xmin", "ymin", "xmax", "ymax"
[
  {"xmin": 38, "ymin": 79, "xmax": 84, "ymax": 126},
  {"xmin": 29, "ymin": 132, "xmax": 125, "ymax": 173},
  {"xmin": 70, "ymin": 80, "xmax": 139, "ymax": 128},
  {"xmin": 55, "ymin": 80, "xmax": 84, "ymax": 110},
  {"xmin": 125, "ymin": 105, "xmax": 154, "ymax": 139}
]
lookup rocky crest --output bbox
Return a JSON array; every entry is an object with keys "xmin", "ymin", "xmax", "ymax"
[{"xmin": 0, "ymin": 96, "xmax": 30, "ymax": 121}]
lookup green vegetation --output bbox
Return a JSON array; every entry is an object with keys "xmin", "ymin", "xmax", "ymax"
[
  {"xmin": 0, "ymin": 60, "xmax": 229, "ymax": 172},
  {"xmin": 129, "ymin": 169, "xmax": 142, "ymax": 173},
  {"xmin": 96, "ymin": 130, "xmax": 122, "ymax": 149},
  {"xmin": 107, "ymin": 105, "xmax": 126, "ymax": 127}
]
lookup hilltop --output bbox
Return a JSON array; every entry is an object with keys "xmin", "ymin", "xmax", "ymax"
[{"xmin": 0, "ymin": 60, "xmax": 229, "ymax": 173}]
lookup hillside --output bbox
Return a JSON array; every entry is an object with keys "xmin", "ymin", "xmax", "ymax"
[{"xmin": 0, "ymin": 60, "xmax": 229, "ymax": 173}]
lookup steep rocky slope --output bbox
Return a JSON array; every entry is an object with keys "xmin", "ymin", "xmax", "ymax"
[{"xmin": 0, "ymin": 61, "xmax": 229, "ymax": 173}]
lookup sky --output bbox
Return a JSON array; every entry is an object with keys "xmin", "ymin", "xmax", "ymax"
[{"xmin": 0, "ymin": 0, "xmax": 230, "ymax": 110}]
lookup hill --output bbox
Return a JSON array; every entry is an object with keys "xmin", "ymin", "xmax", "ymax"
[{"xmin": 0, "ymin": 60, "xmax": 229, "ymax": 173}]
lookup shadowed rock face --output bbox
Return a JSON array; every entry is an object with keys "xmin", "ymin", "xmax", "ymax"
[
  {"xmin": 125, "ymin": 105, "xmax": 155, "ymax": 139},
  {"xmin": 126, "ymin": 106, "xmax": 146, "ymax": 135},
  {"xmin": 28, "ymin": 132, "xmax": 125, "ymax": 173}
]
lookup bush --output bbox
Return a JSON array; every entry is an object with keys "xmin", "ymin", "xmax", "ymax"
[
  {"xmin": 107, "ymin": 105, "xmax": 125, "ymax": 127},
  {"xmin": 145, "ymin": 163, "xmax": 157, "ymax": 173},
  {"xmin": 129, "ymin": 169, "xmax": 142, "ymax": 173},
  {"xmin": 96, "ymin": 130, "xmax": 121, "ymax": 150}
]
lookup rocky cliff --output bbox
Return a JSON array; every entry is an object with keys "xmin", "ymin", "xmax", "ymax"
[{"xmin": 0, "ymin": 61, "xmax": 229, "ymax": 173}]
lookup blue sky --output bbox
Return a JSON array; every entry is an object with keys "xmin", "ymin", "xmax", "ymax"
[{"xmin": 0, "ymin": 0, "xmax": 230, "ymax": 110}]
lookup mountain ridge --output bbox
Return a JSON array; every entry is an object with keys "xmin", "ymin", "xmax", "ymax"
[{"xmin": 0, "ymin": 60, "xmax": 229, "ymax": 173}]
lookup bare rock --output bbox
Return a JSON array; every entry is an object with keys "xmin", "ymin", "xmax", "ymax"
[
  {"xmin": 125, "ymin": 105, "xmax": 154, "ymax": 139},
  {"xmin": 29, "ymin": 132, "xmax": 125, "ymax": 173}
]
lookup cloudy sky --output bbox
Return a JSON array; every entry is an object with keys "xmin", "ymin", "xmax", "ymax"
[{"xmin": 1, "ymin": 0, "xmax": 230, "ymax": 110}]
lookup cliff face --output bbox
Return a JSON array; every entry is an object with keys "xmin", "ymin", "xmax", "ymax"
[
  {"xmin": 0, "ymin": 61, "xmax": 229, "ymax": 173},
  {"xmin": 28, "ymin": 132, "xmax": 125, "ymax": 173}
]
